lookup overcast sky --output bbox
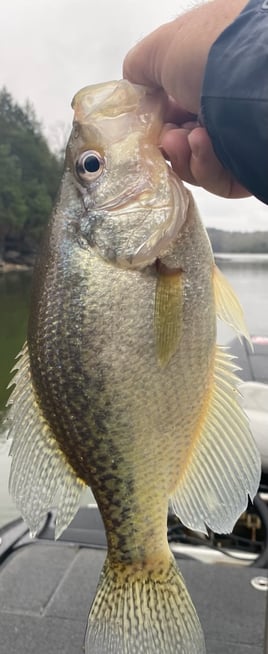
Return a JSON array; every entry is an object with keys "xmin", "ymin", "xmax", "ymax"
[{"xmin": 1, "ymin": 0, "xmax": 267, "ymax": 232}]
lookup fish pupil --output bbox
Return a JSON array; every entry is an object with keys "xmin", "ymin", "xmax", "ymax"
[{"xmin": 84, "ymin": 155, "xmax": 100, "ymax": 173}]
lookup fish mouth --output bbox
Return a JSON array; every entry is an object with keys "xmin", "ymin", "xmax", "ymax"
[{"xmin": 97, "ymin": 177, "xmax": 153, "ymax": 212}]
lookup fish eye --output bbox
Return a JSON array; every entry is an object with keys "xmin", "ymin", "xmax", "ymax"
[{"xmin": 76, "ymin": 150, "xmax": 105, "ymax": 182}]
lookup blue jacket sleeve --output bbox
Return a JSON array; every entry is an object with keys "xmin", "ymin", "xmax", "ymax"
[{"xmin": 201, "ymin": 0, "xmax": 268, "ymax": 204}]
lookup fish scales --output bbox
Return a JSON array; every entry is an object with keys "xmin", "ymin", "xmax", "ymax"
[
  {"xmin": 29, "ymin": 194, "xmax": 214, "ymax": 557},
  {"xmin": 6, "ymin": 80, "xmax": 261, "ymax": 654}
]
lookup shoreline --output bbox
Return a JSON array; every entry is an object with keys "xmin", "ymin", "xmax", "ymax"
[
  {"xmin": 1, "ymin": 252, "xmax": 268, "ymax": 274},
  {"xmin": 0, "ymin": 262, "xmax": 33, "ymax": 273}
]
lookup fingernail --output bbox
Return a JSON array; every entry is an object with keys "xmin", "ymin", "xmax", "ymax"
[
  {"xmin": 188, "ymin": 132, "xmax": 200, "ymax": 158},
  {"xmin": 181, "ymin": 121, "xmax": 199, "ymax": 130}
]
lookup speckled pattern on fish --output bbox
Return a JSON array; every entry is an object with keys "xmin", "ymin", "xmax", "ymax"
[{"xmin": 6, "ymin": 80, "xmax": 261, "ymax": 654}]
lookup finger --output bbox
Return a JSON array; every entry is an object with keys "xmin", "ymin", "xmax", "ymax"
[
  {"xmin": 188, "ymin": 128, "xmax": 251, "ymax": 198},
  {"xmin": 161, "ymin": 126, "xmax": 198, "ymax": 185},
  {"xmin": 123, "ymin": 21, "xmax": 202, "ymax": 113},
  {"xmin": 164, "ymin": 97, "xmax": 197, "ymax": 126},
  {"xmin": 123, "ymin": 1, "xmax": 247, "ymax": 113},
  {"xmin": 123, "ymin": 22, "xmax": 174, "ymax": 88}
]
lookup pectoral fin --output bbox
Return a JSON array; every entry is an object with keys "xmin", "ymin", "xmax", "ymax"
[
  {"xmin": 154, "ymin": 269, "xmax": 183, "ymax": 366},
  {"xmin": 213, "ymin": 264, "xmax": 251, "ymax": 344},
  {"xmin": 6, "ymin": 343, "xmax": 86, "ymax": 538},
  {"xmin": 171, "ymin": 345, "xmax": 261, "ymax": 534}
]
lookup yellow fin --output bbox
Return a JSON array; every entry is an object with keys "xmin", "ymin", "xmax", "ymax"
[
  {"xmin": 6, "ymin": 343, "xmax": 86, "ymax": 538},
  {"xmin": 85, "ymin": 557, "xmax": 205, "ymax": 654},
  {"xmin": 154, "ymin": 268, "xmax": 183, "ymax": 366},
  {"xmin": 213, "ymin": 264, "xmax": 251, "ymax": 345},
  {"xmin": 171, "ymin": 346, "xmax": 261, "ymax": 534}
]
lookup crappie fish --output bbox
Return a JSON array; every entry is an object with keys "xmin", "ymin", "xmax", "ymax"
[{"xmin": 6, "ymin": 80, "xmax": 261, "ymax": 654}]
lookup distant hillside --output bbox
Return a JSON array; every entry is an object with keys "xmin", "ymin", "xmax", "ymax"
[
  {"xmin": 0, "ymin": 87, "xmax": 62, "ymax": 268},
  {"xmin": 207, "ymin": 228, "xmax": 268, "ymax": 253}
]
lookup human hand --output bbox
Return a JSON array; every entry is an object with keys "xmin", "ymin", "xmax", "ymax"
[
  {"xmin": 123, "ymin": 0, "xmax": 250, "ymax": 198},
  {"xmin": 161, "ymin": 117, "xmax": 251, "ymax": 199}
]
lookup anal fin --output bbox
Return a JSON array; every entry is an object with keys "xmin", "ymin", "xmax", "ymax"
[{"xmin": 6, "ymin": 342, "xmax": 86, "ymax": 538}]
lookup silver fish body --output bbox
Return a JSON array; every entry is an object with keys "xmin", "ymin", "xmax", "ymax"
[{"xmin": 6, "ymin": 80, "xmax": 261, "ymax": 654}]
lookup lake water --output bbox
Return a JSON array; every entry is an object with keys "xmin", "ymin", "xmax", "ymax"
[{"xmin": 1, "ymin": 254, "xmax": 268, "ymax": 528}]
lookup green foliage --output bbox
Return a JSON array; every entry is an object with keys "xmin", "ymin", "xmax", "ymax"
[
  {"xmin": 0, "ymin": 87, "xmax": 63, "ymax": 254},
  {"xmin": 0, "ymin": 144, "xmax": 27, "ymax": 235}
]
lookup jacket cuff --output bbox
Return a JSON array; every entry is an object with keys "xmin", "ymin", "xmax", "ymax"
[{"xmin": 200, "ymin": 0, "xmax": 268, "ymax": 204}]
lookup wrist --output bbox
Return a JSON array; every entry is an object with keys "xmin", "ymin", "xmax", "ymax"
[{"xmin": 170, "ymin": 0, "xmax": 249, "ymax": 112}]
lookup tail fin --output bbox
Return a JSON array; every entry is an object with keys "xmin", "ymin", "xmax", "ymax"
[{"xmin": 85, "ymin": 556, "xmax": 205, "ymax": 654}]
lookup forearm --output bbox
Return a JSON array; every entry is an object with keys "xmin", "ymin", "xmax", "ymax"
[
  {"xmin": 201, "ymin": 0, "xmax": 268, "ymax": 203},
  {"xmin": 123, "ymin": 0, "xmax": 248, "ymax": 114},
  {"xmin": 168, "ymin": 0, "xmax": 249, "ymax": 112}
]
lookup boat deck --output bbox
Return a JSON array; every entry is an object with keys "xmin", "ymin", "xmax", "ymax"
[{"xmin": 0, "ymin": 508, "xmax": 266, "ymax": 654}]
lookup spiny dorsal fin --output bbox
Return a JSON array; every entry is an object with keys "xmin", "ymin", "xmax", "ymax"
[
  {"xmin": 6, "ymin": 343, "xmax": 86, "ymax": 538},
  {"xmin": 171, "ymin": 345, "xmax": 261, "ymax": 534},
  {"xmin": 213, "ymin": 264, "xmax": 251, "ymax": 345},
  {"xmin": 154, "ymin": 268, "xmax": 183, "ymax": 366}
]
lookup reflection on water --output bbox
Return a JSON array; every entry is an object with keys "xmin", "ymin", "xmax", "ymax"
[
  {"xmin": 0, "ymin": 271, "xmax": 32, "ymax": 526},
  {"xmin": 216, "ymin": 253, "xmax": 268, "ymax": 264},
  {"xmin": 0, "ymin": 438, "xmax": 20, "ymax": 525},
  {"xmin": 0, "ymin": 255, "xmax": 268, "ymax": 527},
  {"xmin": 0, "ymin": 271, "xmax": 32, "ymax": 409},
  {"xmin": 216, "ymin": 254, "xmax": 268, "ymax": 344}
]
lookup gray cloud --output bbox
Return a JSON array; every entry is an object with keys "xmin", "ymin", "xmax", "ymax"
[
  {"xmin": 0, "ymin": 0, "xmax": 267, "ymax": 231},
  {"xmin": 0, "ymin": 0, "xmax": 183, "ymax": 127},
  {"xmin": 189, "ymin": 187, "xmax": 268, "ymax": 233}
]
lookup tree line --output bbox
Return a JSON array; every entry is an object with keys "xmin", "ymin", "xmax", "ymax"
[
  {"xmin": 0, "ymin": 88, "xmax": 267, "ymax": 265},
  {"xmin": 0, "ymin": 87, "xmax": 63, "ymax": 265},
  {"xmin": 208, "ymin": 228, "xmax": 268, "ymax": 253}
]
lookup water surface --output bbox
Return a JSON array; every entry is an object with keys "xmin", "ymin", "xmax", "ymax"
[{"xmin": 0, "ymin": 271, "xmax": 32, "ymax": 408}]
